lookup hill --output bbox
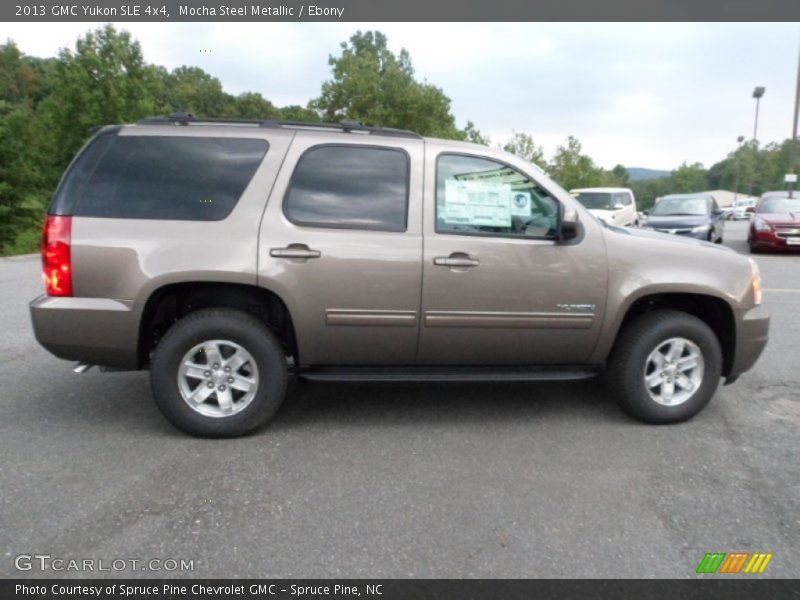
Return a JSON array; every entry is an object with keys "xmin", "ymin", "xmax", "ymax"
[{"xmin": 627, "ymin": 167, "xmax": 670, "ymax": 181}]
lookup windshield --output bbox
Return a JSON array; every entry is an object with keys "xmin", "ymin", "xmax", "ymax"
[
  {"xmin": 735, "ymin": 199, "xmax": 755, "ymax": 207},
  {"xmin": 652, "ymin": 197, "xmax": 709, "ymax": 216},
  {"xmin": 574, "ymin": 192, "xmax": 614, "ymax": 210},
  {"xmin": 757, "ymin": 197, "xmax": 800, "ymax": 214}
]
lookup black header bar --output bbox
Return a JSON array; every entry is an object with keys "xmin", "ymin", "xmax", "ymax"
[{"xmin": 5, "ymin": 0, "xmax": 800, "ymax": 22}]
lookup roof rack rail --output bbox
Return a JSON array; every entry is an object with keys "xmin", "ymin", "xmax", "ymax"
[{"xmin": 137, "ymin": 113, "xmax": 422, "ymax": 139}]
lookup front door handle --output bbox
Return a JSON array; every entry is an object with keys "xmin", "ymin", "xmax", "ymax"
[
  {"xmin": 270, "ymin": 244, "xmax": 321, "ymax": 259},
  {"xmin": 433, "ymin": 254, "xmax": 480, "ymax": 268}
]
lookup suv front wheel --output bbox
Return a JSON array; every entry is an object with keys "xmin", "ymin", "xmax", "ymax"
[
  {"xmin": 608, "ymin": 309, "xmax": 722, "ymax": 423},
  {"xmin": 150, "ymin": 308, "xmax": 288, "ymax": 437}
]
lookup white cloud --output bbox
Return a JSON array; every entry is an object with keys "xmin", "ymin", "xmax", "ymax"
[{"xmin": 4, "ymin": 22, "xmax": 798, "ymax": 169}]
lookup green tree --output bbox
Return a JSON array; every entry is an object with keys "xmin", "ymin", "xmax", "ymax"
[
  {"xmin": 502, "ymin": 131, "xmax": 545, "ymax": 166},
  {"xmin": 229, "ymin": 91, "xmax": 281, "ymax": 120},
  {"xmin": 548, "ymin": 136, "xmax": 605, "ymax": 190},
  {"xmin": 604, "ymin": 164, "xmax": 631, "ymax": 187},
  {"xmin": 312, "ymin": 30, "xmax": 462, "ymax": 138},
  {"xmin": 160, "ymin": 66, "xmax": 231, "ymax": 117},
  {"xmin": 0, "ymin": 101, "xmax": 47, "ymax": 253},
  {"xmin": 39, "ymin": 25, "xmax": 162, "ymax": 169},
  {"xmin": 707, "ymin": 140, "xmax": 794, "ymax": 196},
  {"xmin": 669, "ymin": 162, "xmax": 708, "ymax": 194},
  {"xmin": 462, "ymin": 121, "xmax": 490, "ymax": 146},
  {"xmin": 0, "ymin": 43, "xmax": 51, "ymax": 253},
  {"xmin": 630, "ymin": 177, "xmax": 671, "ymax": 211},
  {"xmin": 279, "ymin": 104, "xmax": 320, "ymax": 122}
]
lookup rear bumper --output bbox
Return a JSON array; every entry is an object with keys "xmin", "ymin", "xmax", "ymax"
[
  {"xmin": 728, "ymin": 304, "xmax": 769, "ymax": 380},
  {"xmin": 29, "ymin": 295, "xmax": 141, "ymax": 369}
]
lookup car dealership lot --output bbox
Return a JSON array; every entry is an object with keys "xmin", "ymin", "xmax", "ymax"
[{"xmin": 0, "ymin": 221, "xmax": 798, "ymax": 578}]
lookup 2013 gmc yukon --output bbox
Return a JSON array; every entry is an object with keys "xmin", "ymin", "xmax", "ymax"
[{"xmin": 30, "ymin": 115, "xmax": 770, "ymax": 436}]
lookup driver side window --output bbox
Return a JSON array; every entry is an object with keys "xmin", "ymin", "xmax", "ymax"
[{"xmin": 435, "ymin": 154, "xmax": 559, "ymax": 239}]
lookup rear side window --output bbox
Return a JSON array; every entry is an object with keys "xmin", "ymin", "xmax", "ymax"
[
  {"xmin": 284, "ymin": 145, "xmax": 409, "ymax": 232},
  {"xmin": 51, "ymin": 133, "xmax": 268, "ymax": 220}
]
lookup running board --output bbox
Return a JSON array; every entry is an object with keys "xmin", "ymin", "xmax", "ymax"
[{"xmin": 297, "ymin": 365, "xmax": 601, "ymax": 383}]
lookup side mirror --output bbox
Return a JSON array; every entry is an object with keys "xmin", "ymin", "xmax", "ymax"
[
  {"xmin": 643, "ymin": 209, "xmax": 651, "ymax": 216},
  {"xmin": 613, "ymin": 202, "xmax": 624, "ymax": 210},
  {"xmin": 713, "ymin": 208, "xmax": 724, "ymax": 216},
  {"xmin": 559, "ymin": 206, "xmax": 580, "ymax": 241}
]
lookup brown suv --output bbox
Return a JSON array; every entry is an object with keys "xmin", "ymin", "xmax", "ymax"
[{"xmin": 30, "ymin": 115, "xmax": 769, "ymax": 436}]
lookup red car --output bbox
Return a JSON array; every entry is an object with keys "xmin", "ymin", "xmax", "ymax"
[{"xmin": 749, "ymin": 192, "xmax": 800, "ymax": 253}]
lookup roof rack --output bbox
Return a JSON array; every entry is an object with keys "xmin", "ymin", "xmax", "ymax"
[{"xmin": 137, "ymin": 113, "xmax": 422, "ymax": 139}]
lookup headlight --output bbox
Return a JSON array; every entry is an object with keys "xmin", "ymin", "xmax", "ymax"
[
  {"xmin": 753, "ymin": 217, "xmax": 771, "ymax": 232},
  {"xmin": 749, "ymin": 258, "xmax": 762, "ymax": 305},
  {"xmin": 691, "ymin": 224, "xmax": 711, "ymax": 233}
]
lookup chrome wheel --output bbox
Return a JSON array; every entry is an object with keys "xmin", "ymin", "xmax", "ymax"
[
  {"xmin": 643, "ymin": 337, "xmax": 704, "ymax": 407},
  {"xmin": 177, "ymin": 340, "xmax": 259, "ymax": 418}
]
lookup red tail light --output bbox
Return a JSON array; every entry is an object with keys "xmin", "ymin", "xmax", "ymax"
[{"xmin": 42, "ymin": 215, "xmax": 73, "ymax": 296}]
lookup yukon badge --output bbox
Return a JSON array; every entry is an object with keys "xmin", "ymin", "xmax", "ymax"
[{"xmin": 557, "ymin": 303, "xmax": 596, "ymax": 312}]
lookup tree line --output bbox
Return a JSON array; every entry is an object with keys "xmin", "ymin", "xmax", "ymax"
[{"xmin": 0, "ymin": 25, "xmax": 796, "ymax": 254}]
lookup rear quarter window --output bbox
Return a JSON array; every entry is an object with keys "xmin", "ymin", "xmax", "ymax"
[{"xmin": 51, "ymin": 133, "xmax": 268, "ymax": 220}]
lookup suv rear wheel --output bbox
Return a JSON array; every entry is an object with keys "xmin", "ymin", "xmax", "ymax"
[
  {"xmin": 150, "ymin": 308, "xmax": 287, "ymax": 437},
  {"xmin": 608, "ymin": 310, "xmax": 722, "ymax": 423}
]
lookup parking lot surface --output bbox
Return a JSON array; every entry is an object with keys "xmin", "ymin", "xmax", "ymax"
[{"xmin": 0, "ymin": 221, "xmax": 798, "ymax": 578}]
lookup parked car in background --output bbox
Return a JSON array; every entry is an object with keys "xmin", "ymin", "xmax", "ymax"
[
  {"xmin": 732, "ymin": 197, "xmax": 758, "ymax": 220},
  {"xmin": 721, "ymin": 205, "xmax": 735, "ymax": 220},
  {"xmin": 749, "ymin": 191, "xmax": 800, "ymax": 253},
  {"xmin": 570, "ymin": 187, "xmax": 638, "ymax": 227},
  {"xmin": 641, "ymin": 193, "xmax": 724, "ymax": 243}
]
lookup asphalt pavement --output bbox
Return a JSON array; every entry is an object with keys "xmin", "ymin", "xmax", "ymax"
[{"xmin": 0, "ymin": 220, "xmax": 798, "ymax": 578}]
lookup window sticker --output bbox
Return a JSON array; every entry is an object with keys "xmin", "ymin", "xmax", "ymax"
[
  {"xmin": 443, "ymin": 180, "xmax": 512, "ymax": 227},
  {"xmin": 510, "ymin": 191, "xmax": 531, "ymax": 216}
]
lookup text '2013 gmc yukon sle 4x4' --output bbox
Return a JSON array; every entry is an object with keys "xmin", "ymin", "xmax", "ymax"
[{"xmin": 30, "ymin": 115, "xmax": 770, "ymax": 437}]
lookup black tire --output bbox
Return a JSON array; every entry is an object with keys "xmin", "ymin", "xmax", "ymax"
[
  {"xmin": 607, "ymin": 310, "xmax": 722, "ymax": 424},
  {"xmin": 150, "ymin": 308, "xmax": 288, "ymax": 437}
]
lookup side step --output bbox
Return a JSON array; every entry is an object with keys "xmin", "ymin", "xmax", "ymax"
[{"xmin": 297, "ymin": 365, "xmax": 601, "ymax": 383}]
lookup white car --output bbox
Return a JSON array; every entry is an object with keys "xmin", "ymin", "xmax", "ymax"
[
  {"xmin": 570, "ymin": 187, "xmax": 638, "ymax": 227},
  {"xmin": 732, "ymin": 197, "xmax": 757, "ymax": 220}
]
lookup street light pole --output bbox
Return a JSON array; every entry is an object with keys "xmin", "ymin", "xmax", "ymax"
[
  {"xmin": 789, "ymin": 44, "xmax": 800, "ymax": 198},
  {"xmin": 749, "ymin": 87, "xmax": 765, "ymax": 196},
  {"xmin": 752, "ymin": 86, "xmax": 765, "ymax": 145},
  {"xmin": 734, "ymin": 135, "xmax": 745, "ymax": 202}
]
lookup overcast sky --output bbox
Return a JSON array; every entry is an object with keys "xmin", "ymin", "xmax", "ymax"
[{"xmin": 4, "ymin": 22, "xmax": 799, "ymax": 169}]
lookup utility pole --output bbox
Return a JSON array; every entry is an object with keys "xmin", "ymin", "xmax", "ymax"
[{"xmin": 789, "ymin": 44, "xmax": 800, "ymax": 198}]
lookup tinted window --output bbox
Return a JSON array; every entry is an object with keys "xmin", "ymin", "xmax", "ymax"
[
  {"xmin": 436, "ymin": 154, "xmax": 558, "ymax": 238},
  {"xmin": 53, "ymin": 134, "xmax": 268, "ymax": 220},
  {"xmin": 285, "ymin": 146, "xmax": 409, "ymax": 231},
  {"xmin": 651, "ymin": 196, "xmax": 710, "ymax": 216},
  {"xmin": 574, "ymin": 192, "xmax": 614, "ymax": 210}
]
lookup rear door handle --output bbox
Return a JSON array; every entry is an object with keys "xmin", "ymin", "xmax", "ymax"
[
  {"xmin": 433, "ymin": 255, "xmax": 480, "ymax": 268},
  {"xmin": 270, "ymin": 244, "xmax": 321, "ymax": 259}
]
